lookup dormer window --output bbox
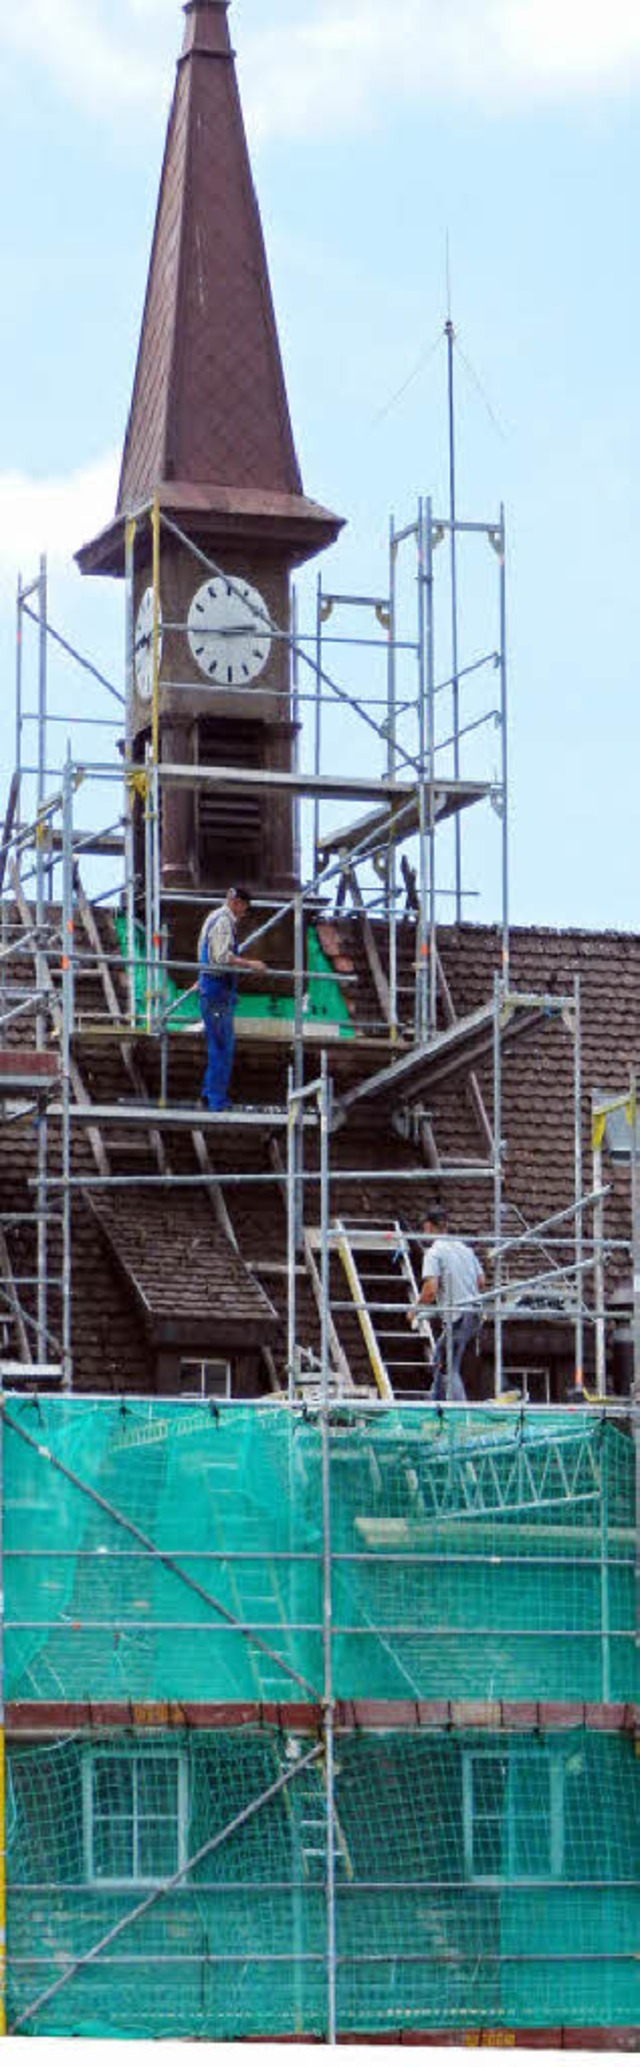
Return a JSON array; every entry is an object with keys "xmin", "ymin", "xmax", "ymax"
[{"xmin": 179, "ymin": 1357, "xmax": 232, "ymax": 1400}]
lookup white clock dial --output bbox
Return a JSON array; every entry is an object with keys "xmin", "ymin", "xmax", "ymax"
[
  {"xmin": 134, "ymin": 584, "xmax": 163, "ymax": 701},
  {"xmin": 187, "ymin": 575, "xmax": 272, "ymax": 687}
]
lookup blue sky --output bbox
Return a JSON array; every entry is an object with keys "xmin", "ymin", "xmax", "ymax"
[{"xmin": 1, "ymin": 0, "xmax": 639, "ymax": 929}]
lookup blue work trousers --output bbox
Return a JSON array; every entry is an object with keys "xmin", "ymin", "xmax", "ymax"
[{"xmin": 199, "ymin": 977, "xmax": 236, "ymax": 1111}]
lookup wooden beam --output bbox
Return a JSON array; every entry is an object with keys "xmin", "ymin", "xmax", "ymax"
[{"xmin": 346, "ymin": 865, "xmax": 391, "ymax": 1026}]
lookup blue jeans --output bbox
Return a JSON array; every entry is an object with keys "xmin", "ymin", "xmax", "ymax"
[
  {"xmin": 430, "ymin": 1309, "xmax": 480, "ymax": 1401},
  {"xmin": 199, "ymin": 978, "xmax": 236, "ymax": 1111}
]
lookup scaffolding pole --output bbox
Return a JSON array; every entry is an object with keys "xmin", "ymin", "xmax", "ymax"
[
  {"xmin": 0, "ymin": 1378, "xmax": 5, "ymax": 2037},
  {"xmin": 61, "ymin": 751, "xmax": 74, "ymax": 1391},
  {"xmin": 574, "ymin": 974, "xmax": 584, "ymax": 1390},
  {"xmin": 416, "ymin": 500, "xmax": 430, "ymax": 1041},
  {"xmin": 630, "ymin": 1069, "xmax": 640, "ymax": 1703},
  {"xmin": 498, "ymin": 504, "xmax": 510, "ymax": 988},
  {"xmin": 124, "ymin": 518, "xmax": 137, "ymax": 1030},
  {"xmin": 35, "ymin": 556, "xmax": 48, "ymax": 1364},
  {"xmin": 387, "ymin": 517, "xmax": 399, "ymax": 1038},
  {"xmin": 493, "ymin": 971, "xmax": 504, "ymax": 1396},
  {"xmin": 319, "ymin": 1054, "xmax": 337, "ymax": 2044},
  {"xmin": 592, "ymin": 1117, "xmax": 606, "ymax": 1397}
]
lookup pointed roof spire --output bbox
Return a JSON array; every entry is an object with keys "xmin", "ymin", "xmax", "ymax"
[{"xmin": 78, "ymin": 0, "xmax": 341, "ymax": 573}]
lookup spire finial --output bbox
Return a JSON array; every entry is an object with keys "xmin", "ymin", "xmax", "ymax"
[{"xmin": 181, "ymin": 0, "xmax": 231, "ymax": 58}]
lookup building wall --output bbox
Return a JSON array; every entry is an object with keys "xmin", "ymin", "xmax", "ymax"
[{"xmin": 6, "ymin": 1727, "xmax": 638, "ymax": 2039}]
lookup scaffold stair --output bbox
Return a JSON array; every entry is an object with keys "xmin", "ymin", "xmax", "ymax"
[{"xmin": 307, "ymin": 1219, "xmax": 434, "ymax": 1399}]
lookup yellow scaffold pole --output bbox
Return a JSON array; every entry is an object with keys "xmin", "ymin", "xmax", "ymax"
[{"xmin": 151, "ymin": 493, "xmax": 161, "ymax": 769}]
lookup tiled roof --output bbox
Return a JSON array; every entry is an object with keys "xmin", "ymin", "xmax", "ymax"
[
  {"xmin": 0, "ymin": 896, "xmax": 638, "ymax": 1393},
  {"xmin": 117, "ymin": 3, "xmax": 305, "ymax": 512},
  {"xmin": 87, "ymin": 1188, "xmax": 278, "ymax": 1344}
]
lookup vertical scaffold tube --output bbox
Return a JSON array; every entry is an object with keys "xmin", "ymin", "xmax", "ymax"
[
  {"xmin": 0, "ymin": 1393, "xmax": 6, "ymax": 2036},
  {"xmin": 319, "ymin": 1055, "xmax": 337, "ymax": 2045},
  {"xmin": 313, "ymin": 575, "xmax": 323, "ymax": 872},
  {"xmin": 387, "ymin": 518, "xmax": 398, "ymax": 1042},
  {"xmin": 151, "ymin": 759, "xmax": 162, "ymax": 1033},
  {"xmin": 573, "ymin": 975, "xmax": 584, "ymax": 1390},
  {"xmin": 15, "ymin": 577, "xmax": 23, "ymax": 839},
  {"xmin": 124, "ymin": 518, "xmax": 137, "ymax": 1030},
  {"xmin": 499, "ymin": 505, "xmax": 510, "ymax": 991},
  {"xmin": 425, "ymin": 499, "xmax": 437, "ymax": 1034},
  {"xmin": 144, "ymin": 747, "xmax": 154, "ymax": 1036},
  {"xmin": 286, "ymin": 1067, "xmax": 296, "ymax": 1403},
  {"xmin": 416, "ymin": 500, "xmax": 430, "ymax": 1041},
  {"xmin": 61, "ymin": 749, "xmax": 74, "ymax": 1391},
  {"xmin": 291, "ymin": 586, "xmax": 301, "ymax": 886},
  {"xmin": 151, "ymin": 495, "xmax": 161, "ymax": 770},
  {"xmin": 493, "ymin": 971, "xmax": 503, "ymax": 1396},
  {"xmin": 592, "ymin": 1120, "xmax": 606, "ymax": 1396},
  {"xmin": 36, "ymin": 556, "xmax": 48, "ymax": 1364},
  {"xmin": 629, "ymin": 1070, "xmax": 640, "ymax": 1683},
  {"xmin": 293, "ymin": 892, "xmax": 304, "ymax": 1253}
]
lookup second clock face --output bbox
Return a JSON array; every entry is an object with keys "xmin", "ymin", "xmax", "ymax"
[
  {"xmin": 134, "ymin": 584, "xmax": 163, "ymax": 701},
  {"xmin": 187, "ymin": 575, "xmax": 272, "ymax": 687}
]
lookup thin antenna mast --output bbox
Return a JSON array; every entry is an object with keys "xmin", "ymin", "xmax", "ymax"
[{"xmin": 445, "ymin": 272, "xmax": 462, "ymax": 924}]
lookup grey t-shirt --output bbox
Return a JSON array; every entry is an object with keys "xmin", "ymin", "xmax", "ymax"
[{"xmin": 422, "ymin": 1236, "xmax": 483, "ymax": 1320}]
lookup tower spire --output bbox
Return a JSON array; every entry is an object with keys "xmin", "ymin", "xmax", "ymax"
[
  {"xmin": 78, "ymin": 0, "xmax": 340, "ymax": 574},
  {"xmin": 118, "ymin": 0, "xmax": 298, "ymax": 509}
]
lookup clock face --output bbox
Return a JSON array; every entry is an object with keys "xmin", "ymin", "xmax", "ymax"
[
  {"xmin": 134, "ymin": 584, "xmax": 163, "ymax": 701},
  {"xmin": 187, "ymin": 575, "xmax": 272, "ymax": 687}
]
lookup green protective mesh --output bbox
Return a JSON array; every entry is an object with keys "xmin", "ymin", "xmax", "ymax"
[
  {"xmin": 113, "ymin": 915, "xmax": 353, "ymax": 1034},
  {"xmin": 6, "ymin": 1726, "xmax": 639, "ymax": 2039},
  {"xmin": 4, "ymin": 1398, "xmax": 637, "ymax": 1706}
]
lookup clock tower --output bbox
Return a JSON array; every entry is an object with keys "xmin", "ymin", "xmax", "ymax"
[{"xmin": 77, "ymin": 0, "xmax": 342, "ymax": 893}]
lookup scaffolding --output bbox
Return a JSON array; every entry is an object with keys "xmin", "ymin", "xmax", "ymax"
[
  {"xmin": 2, "ymin": 498, "xmax": 622, "ymax": 1401},
  {"xmin": 0, "ymin": 1386, "xmax": 637, "ymax": 2040},
  {"xmin": 0, "ymin": 500, "xmax": 638, "ymax": 2045}
]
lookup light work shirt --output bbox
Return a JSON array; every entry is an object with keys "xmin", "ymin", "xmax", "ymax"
[
  {"xmin": 421, "ymin": 1236, "xmax": 483, "ymax": 1320},
  {"xmin": 198, "ymin": 906, "xmax": 237, "ymax": 970}
]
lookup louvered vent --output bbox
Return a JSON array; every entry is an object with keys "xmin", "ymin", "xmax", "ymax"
[{"xmin": 197, "ymin": 717, "xmax": 263, "ymax": 881}]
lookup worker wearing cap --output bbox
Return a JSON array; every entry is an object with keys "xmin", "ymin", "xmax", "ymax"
[
  {"xmin": 198, "ymin": 887, "xmax": 265, "ymax": 1112},
  {"xmin": 407, "ymin": 1204, "xmax": 485, "ymax": 1401}
]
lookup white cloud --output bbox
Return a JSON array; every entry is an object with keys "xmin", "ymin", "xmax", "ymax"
[
  {"xmin": 0, "ymin": 0, "xmax": 174, "ymax": 115},
  {"xmin": 243, "ymin": 0, "xmax": 640, "ymax": 140},
  {"xmin": 2, "ymin": 0, "xmax": 640, "ymax": 129},
  {"xmin": 0, "ymin": 452, "xmax": 119, "ymax": 592}
]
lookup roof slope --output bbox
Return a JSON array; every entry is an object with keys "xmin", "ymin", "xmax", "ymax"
[
  {"xmin": 118, "ymin": 0, "xmax": 301, "ymax": 510},
  {"xmin": 88, "ymin": 1188, "xmax": 278, "ymax": 1346}
]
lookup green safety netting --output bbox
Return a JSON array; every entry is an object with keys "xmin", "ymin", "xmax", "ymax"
[
  {"xmin": 6, "ymin": 1725, "xmax": 639, "ymax": 2038},
  {"xmin": 113, "ymin": 914, "xmax": 354, "ymax": 1035},
  {"xmin": 3, "ymin": 1398, "xmax": 637, "ymax": 1706}
]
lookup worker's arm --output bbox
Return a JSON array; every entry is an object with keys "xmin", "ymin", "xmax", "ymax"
[
  {"xmin": 407, "ymin": 1275, "xmax": 438, "ymax": 1323},
  {"xmin": 208, "ymin": 920, "xmax": 266, "ymax": 977},
  {"xmin": 227, "ymin": 948, "xmax": 266, "ymax": 975}
]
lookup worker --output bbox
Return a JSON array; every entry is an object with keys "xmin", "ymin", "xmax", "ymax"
[
  {"xmin": 407, "ymin": 1204, "xmax": 485, "ymax": 1401},
  {"xmin": 198, "ymin": 887, "xmax": 265, "ymax": 1112}
]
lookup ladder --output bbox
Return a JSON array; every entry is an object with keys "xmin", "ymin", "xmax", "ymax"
[
  {"xmin": 307, "ymin": 1219, "xmax": 435, "ymax": 1399},
  {"xmin": 284, "ymin": 1750, "xmax": 353, "ymax": 1884}
]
